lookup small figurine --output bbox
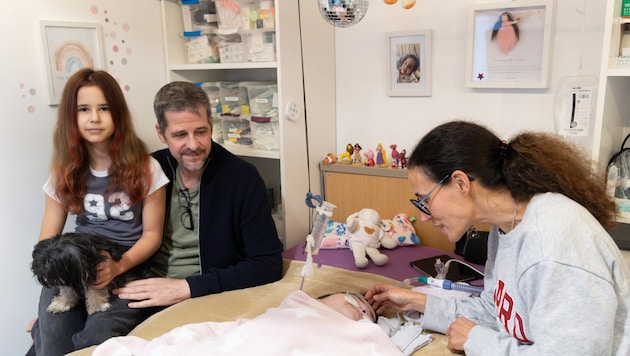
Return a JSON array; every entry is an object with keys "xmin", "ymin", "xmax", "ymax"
[
  {"xmin": 322, "ymin": 153, "xmax": 337, "ymax": 165},
  {"xmin": 337, "ymin": 143, "xmax": 353, "ymax": 164},
  {"xmin": 364, "ymin": 149, "xmax": 375, "ymax": 166},
  {"xmin": 399, "ymin": 149, "xmax": 407, "ymax": 169},
  {"xmin": 390, "ymin": 144, "xmax": 399, "ymax": 168},
  {"xmin": 352, "ymin": 143, "xmax": 362, "ymax": 165},
  {"xmin": 375, "ymin": 143, "xmax": 388, "ymax": 168}
]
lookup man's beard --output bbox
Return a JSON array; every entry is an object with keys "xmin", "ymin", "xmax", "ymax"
[
  {"xmin": 181, "ymin": 149, "xmax": 208, "ymax": 172},
  {"xmin": 183, "ymin": 161, "xmax": 204, "ymax": 171}
]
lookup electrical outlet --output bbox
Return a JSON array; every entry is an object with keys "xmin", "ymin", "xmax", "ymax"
[{"xmin": 284, "ymin": 100, "xmax": 300, "ymax": 121}]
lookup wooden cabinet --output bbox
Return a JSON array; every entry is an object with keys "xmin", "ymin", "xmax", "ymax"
[
  {"xmin": 159, "ymin": 0, "xmax": 326, "ymax": 249},
  {"xmin": 320, "ymin": 164, "xmax": 456, "ymax": 252}
]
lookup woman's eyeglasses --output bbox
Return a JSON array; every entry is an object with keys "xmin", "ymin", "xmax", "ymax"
[
  {"xmin": 410, "ymin": 173, "xmax": 451, "ymax": 216},
  {"xmin": 344, "ymin": 291, "xmax": 376, "ymax": 322},
  {"xmin": 178, "ymin": 188, "xmax": 194, "ymax": 231}
]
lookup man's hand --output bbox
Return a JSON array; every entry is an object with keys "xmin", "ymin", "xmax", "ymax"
[
  {"xmin": 445, "ymin": 317, "xmax": 476, "ymax": 354},
  {"xmin": 114, "ymin": 278, "xmax": 191, "ymax": 308}
]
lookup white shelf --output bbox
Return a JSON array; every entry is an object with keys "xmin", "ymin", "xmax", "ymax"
[
  {"xmin": 607, "ymin": 67, "xmax": 630, "ymax": 76},
  {"xmin": 169, "ymin": 62, "xmax": 278, "ymax": 71},
  {"xmin": 222, "ymin": 145, "xmax": 280, "ymax": 160}
]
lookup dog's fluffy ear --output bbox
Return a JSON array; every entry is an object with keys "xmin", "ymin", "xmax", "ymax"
[{"xmin": 31, "ymin": 233, "xmax": 102, "ymax": 291}]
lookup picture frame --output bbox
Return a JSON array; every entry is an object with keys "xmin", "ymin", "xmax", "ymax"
[
  {"xmin": 386, "ymin": 30, "xmax": 432, "ymax": 97},
  {"xmin": 41, "ymin": 21, "xmax": 105, "ymax": 105},
  {"xmin": 465, "ymin": 0, "xmax": 555, "ymax": 89}
]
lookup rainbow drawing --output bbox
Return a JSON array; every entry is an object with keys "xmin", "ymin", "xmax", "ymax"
[{"xmin": 54, "ymin": 40, "xmax": 94, "ymax": 72}]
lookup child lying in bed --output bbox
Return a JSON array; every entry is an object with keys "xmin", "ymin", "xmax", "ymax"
[{"xmin": 93, "ymin": 290, "xmax": 405, "ymax": 355}]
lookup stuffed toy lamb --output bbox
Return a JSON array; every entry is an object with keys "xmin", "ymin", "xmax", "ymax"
[{"xmin": 346, "ymin": 208, "xmax": 397, "ymax": 268}]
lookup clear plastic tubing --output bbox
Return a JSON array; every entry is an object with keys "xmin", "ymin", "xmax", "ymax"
[{"xmin": 417, "ymin": 276, "xmax": 484, "ymax": 295}]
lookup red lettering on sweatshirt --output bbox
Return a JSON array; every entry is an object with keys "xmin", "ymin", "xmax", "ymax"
[
  {"xmin": 512, "ymin": 313, "xmax": 532, "ymax": 343},
  {"xmin": 493, "ymin": 279, "xmax": 532, "ymax": 344}
]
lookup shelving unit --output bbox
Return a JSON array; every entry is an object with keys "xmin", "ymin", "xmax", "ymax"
[
  {"xmin": 594, "ymin": 0, "xmax": 630, "ymax": 170},
  {"xmin": 596, "ymin": 0, "xmax": 630, "ymax": 240},
  {"xmin": 159, "ymin": 0, "xmax": 312, "ymax": 249}
]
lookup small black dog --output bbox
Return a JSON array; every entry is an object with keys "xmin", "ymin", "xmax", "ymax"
[{"xmin": 31, "ymin": 232, "xmax": 149, "ymax": 315}]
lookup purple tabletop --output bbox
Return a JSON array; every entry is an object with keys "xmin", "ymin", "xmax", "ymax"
[{"xmin": 283, "ymin": 243, "xmax": 484, "ymax": 285}]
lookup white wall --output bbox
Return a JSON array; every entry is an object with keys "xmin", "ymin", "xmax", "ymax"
[
  {"xmin": 0, "ymin": 0, "xmax": 608, "ymax": 353},
  {"xmin": 0, "ymin": 0, "xmax": 165, "ymax": 354},
  {"xmin": 334, "ymin": 0, "xmax": 606, "ymax": 159}
]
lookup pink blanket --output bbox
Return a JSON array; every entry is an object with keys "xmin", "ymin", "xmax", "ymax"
[{"xmin": 94, "ymin": 291, "xmax": 403, "ymax": 355}]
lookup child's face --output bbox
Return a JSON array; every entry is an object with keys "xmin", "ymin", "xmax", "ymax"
[
  {"xmin": 320, "ymin": 292, "xmax": 376, "ymax": 322},
  {"xmin": 399, "ymin": 57, "xmax": 417, "ymax": 76},
  {"xmin": 76, "ymin": 86, "xmax": 115, "ymax": 148}
]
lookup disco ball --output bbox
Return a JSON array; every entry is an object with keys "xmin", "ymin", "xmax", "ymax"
[{"xmin": 318, "ymin": 0, "xmax": 369, "ymax": 28}]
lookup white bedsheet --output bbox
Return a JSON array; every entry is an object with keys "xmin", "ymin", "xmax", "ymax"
[{"xmin": 94, "ymin": 290, "xmax": 403, "ymax": 356}]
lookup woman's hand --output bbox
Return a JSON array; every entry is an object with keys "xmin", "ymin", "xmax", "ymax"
[
  {"xmin": 92, "ymin": 251, "xmax": 122, "ymax": 289},
  {"xmin": 445, "ymin": 317, "xmax": 476, "ymax": 354},
  {"xmin": 366, "ymin": 284, "xmax": 427, "ymax": 314}
]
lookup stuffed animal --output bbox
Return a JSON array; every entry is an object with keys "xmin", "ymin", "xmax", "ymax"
[{"xmin": 346, "ymin": 209, "xmax": 397, "ymax": 268}]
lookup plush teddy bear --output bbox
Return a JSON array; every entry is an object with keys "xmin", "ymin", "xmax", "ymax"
[{"xmin": 346, "ymin": 208, "xmax": 397, "ymax": 268}]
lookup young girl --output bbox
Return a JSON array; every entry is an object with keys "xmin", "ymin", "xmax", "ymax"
[{"xmin": 28, "ymin": 69, "xmax": 168, "ymax": 356}]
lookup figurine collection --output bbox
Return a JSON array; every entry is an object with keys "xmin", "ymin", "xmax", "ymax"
[{"xmin": 322, "ymin": 142, "xmax": 407, "ymax": 169}]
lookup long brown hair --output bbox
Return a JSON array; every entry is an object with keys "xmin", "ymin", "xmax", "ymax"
[
  {"xmin": 408, "ymin": 121, "xmax": 616, "ymax": 230},
  {"xmin": 50, "ymin": 68, "xmax": 151, "ymax": 213}
]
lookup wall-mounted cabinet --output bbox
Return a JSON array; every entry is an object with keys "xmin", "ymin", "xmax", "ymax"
[{"xmin": 159, "ymin": 0, "xmax": 312, "ymax": 249}]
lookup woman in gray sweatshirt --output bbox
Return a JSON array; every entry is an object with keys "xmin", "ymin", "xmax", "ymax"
[{"xmin": 368, "ymin": 120, "xmax": 630, "ymax": 355}]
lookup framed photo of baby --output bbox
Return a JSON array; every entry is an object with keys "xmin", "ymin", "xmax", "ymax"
[
  {"xmin": 386, "ymin": 30, "xmax": 432, "ymax": 97},
  {"xmin": 465, "ymin": 0, "xmax": 555, "ymax": 89}
]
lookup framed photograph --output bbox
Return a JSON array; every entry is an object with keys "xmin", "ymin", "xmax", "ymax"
[
  {"xmin": 41, "ymin": 21, "xmax": 105, "ymax": 105},
  {"xmin": 386, "ymin": 30, "xmax": 432, "ymax": 97},
  {"xmin": 465, "ymin": 0, "xmax": 555, "ymax": 89}
]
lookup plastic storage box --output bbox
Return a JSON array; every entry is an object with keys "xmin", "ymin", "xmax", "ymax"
[
  {"xmin": 245, "ymin": 82, "xmax": 277, "ymax": 116},
  {"xmin": 250, "ymin": 115, "xmax": 279, "ymax": 151},
  {"xmin": 217, "ymin": 32, "xmax": 246, "ymax": 63},
  {"xmin": 242, "ymin": 29, "xmax": 275, "ymax": 62},
  {"xmin": 245, "ymin": 81, "xmax": 278, "ymax": 150},
  {"xmin": 201, "ymin": 82, "xmax": 224, "ymax": 143},
  {"xmin": 181, "ymin": 0, "xmax": 218, "ymax": 34},
  {"xmin": 238, "ymin": 0, "xmax": 274, "ymax": 30},
  {"xmin": 184, "ymin": 31, "xmax": 220, "ymax": 63},
  {"xmin": 220, "ymin": 113, "xmax": 252, "ymax": 146},
  {"xmin": 215, "ymin": 0, "xmax": 242, "ymax": 29},
  {"xmin": 219, "ymin": 82, "xmax": 248, "ymax": 115}
]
